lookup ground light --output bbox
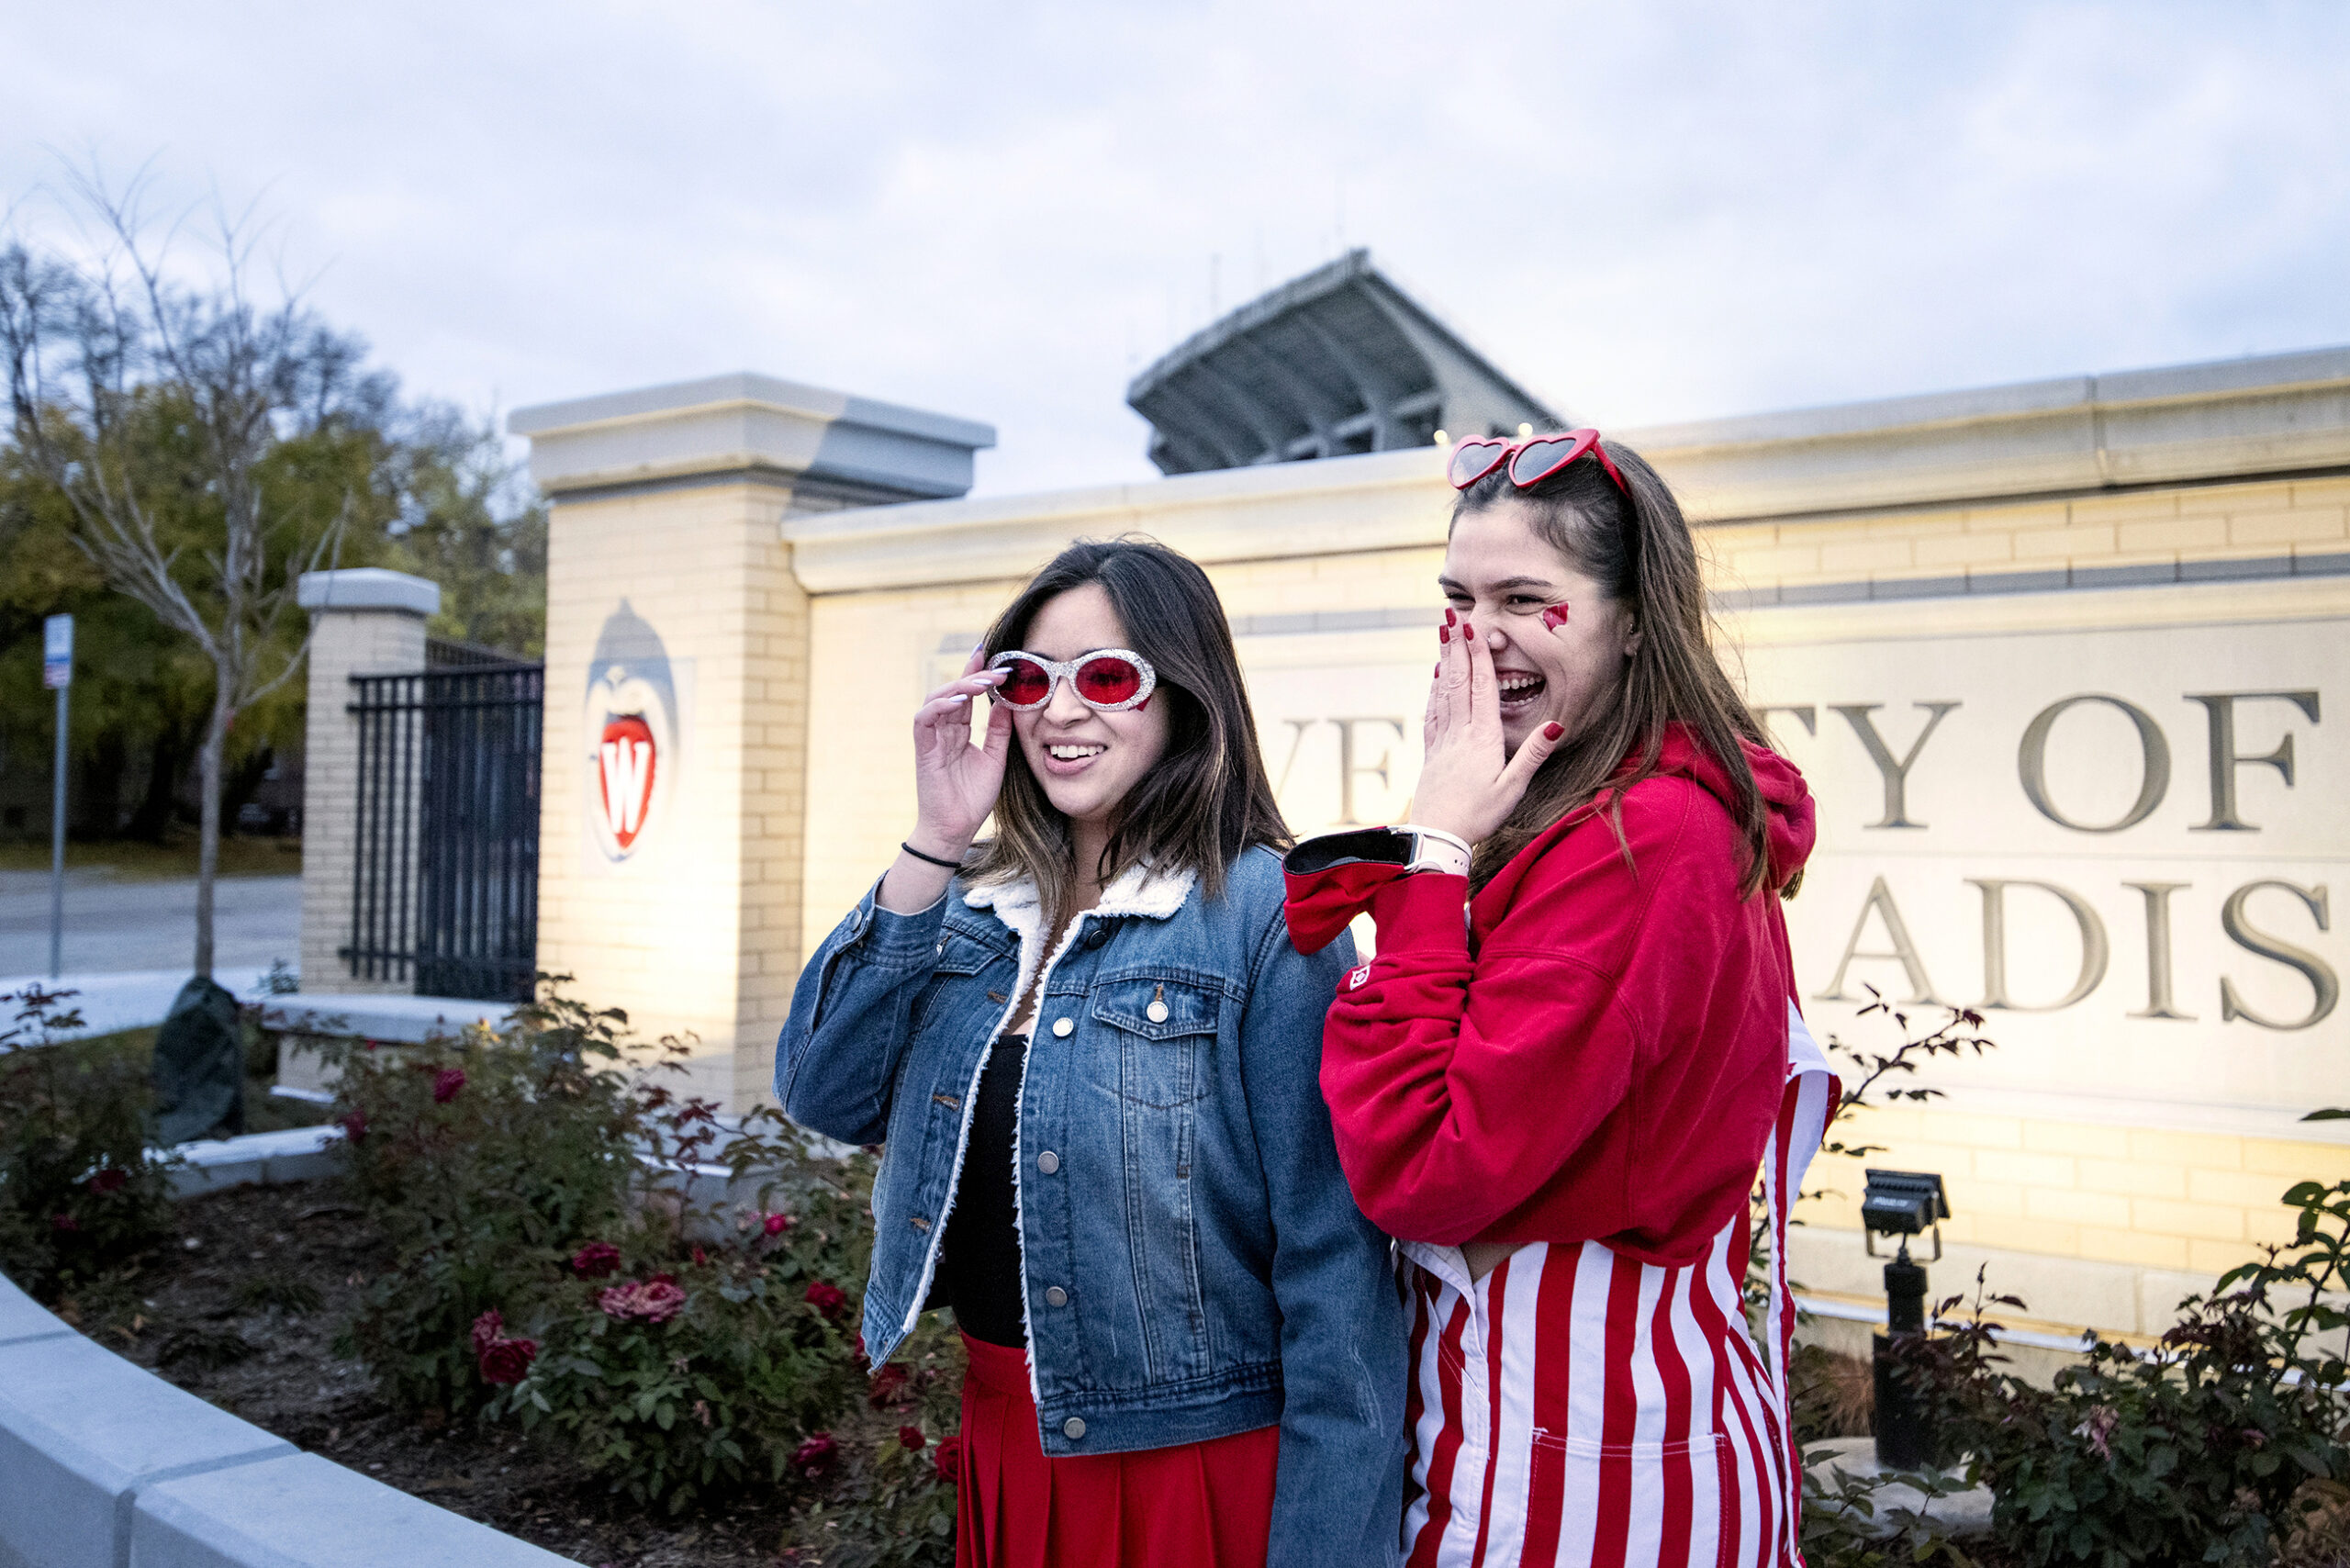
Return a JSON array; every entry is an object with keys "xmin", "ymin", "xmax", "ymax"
[{"xmin": 1861, "ymin": 1168, "xmax": 1951, "ymax": 1470}]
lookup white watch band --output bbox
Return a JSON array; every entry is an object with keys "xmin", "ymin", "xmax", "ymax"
[{"xmin": 1400, "ymin": 824, "xmax": 1472, "ymax": 879}]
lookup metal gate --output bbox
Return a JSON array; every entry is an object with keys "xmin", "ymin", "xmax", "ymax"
[{"xmin": 344, "ymin": 652, "xmax": 543, "ymax": 1002}]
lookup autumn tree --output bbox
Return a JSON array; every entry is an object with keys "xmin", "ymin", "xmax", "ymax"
[{"xmin": 0, "ymin": 175, "xmax": 391, "ymax": 977}]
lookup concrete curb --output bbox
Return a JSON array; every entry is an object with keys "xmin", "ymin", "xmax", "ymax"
[
  {"xmin": 167, "ymin": 1125, "xmax": 349, "ymax": 1198},
  {"xmin": 0, "ymin": 1272, "xmax": 576, "ymax": 1568}
]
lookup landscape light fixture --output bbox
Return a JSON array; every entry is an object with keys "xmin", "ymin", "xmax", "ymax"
[{"xmin": 1861, "ymin": 1168, "xmax": 1951, "ymax": 1472}]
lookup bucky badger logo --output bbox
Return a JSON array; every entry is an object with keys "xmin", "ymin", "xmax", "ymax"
[{"xmin": 585, "ymin": 601, "xmax": 678, "ymax": 863}]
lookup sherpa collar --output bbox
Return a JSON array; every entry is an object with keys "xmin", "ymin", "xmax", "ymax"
[{"xmin": 964, "ymin": 859, "xmax": 1197, "ymax": 946}]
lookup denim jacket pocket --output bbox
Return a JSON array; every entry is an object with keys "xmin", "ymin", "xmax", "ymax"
[
  {"xmin": 908, "ymin": 931, "xmax": 1002, "ymax": 1039},
  {"xmin": 1091, "ymin": 972, "xmax": 1221, "ymax": 1108}
]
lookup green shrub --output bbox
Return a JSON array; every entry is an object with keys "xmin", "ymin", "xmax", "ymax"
[
  {"xmin": 326, "ymin": 980, "xmax": 870, "ymax": 1506},
  {"xmin": 784, "ymin": 1316, "xmax": 968, "ymax": 1567},
  {"xmin": 1891, "ymin": 1173, "xmax": 2350, "ymax": 1568},
  {"xmin": 0, "ymin": 987, "xmax": 178, "ymax": 1298},
  {"xmin": 493, "ymin": 1230, "xmax": 864, "ymax": 1512}
]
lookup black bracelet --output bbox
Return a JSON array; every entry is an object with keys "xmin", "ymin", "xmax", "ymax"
[{"xmin": 900, "ymin": 841, "xmax": 965, "ymax": 871}]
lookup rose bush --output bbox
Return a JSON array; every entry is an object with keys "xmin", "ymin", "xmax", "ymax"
[
  {"xmin": 0, "ymin": 987, "xmax": 177, "ymax": 1298},
  {"xmin": 781, "ymin": 1316, "xmax": 967, "ymax": 1568},
  {"xmin": 495, "ymin": 1222, "xmax": 865, "ymax": 1511},
  {"xmin": 324, "ymin": 981, "xmax": 873, "ymax": 1507}
]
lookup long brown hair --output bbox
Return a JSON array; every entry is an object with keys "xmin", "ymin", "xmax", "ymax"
[
  {"xmin": 963, "ymin": 538, "xmax": 1290, "ymax": 916},
  {"xmin": 1456, "ymin": 439, "xmax": 1781, "ymax": 897}
]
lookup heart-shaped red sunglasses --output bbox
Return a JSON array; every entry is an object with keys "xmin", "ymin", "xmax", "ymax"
[{"xmin": 1446, "ymin": 428, "xmax": 1628, "ymax": 496}]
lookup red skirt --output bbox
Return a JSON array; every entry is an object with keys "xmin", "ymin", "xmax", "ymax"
[{"xmin": 955, "ymin": 1332, "xmax": 1279, "ymax": 1568}]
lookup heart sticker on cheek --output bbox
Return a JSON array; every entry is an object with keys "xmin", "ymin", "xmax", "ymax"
[{"xmin": 1541, "ymin": 603, "xmax": 1572, "ymax": 632}]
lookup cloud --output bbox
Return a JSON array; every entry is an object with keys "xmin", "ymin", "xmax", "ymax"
[{"xmin": 4, "ymin": 0, "xmax": 2344, "ymax": 496}]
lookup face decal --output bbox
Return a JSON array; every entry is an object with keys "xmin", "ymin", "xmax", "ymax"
[{"xmin": 1438, "ymin": 500, "xmax": 1638, "ymax": 756}]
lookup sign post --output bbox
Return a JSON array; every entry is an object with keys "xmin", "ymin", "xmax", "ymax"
[{"xmin": 44, "ymin": 614, "xmax": 72, "ymax": 979}]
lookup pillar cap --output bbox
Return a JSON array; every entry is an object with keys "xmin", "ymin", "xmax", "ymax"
[
  {"xmin": 297, "ymin": 568, "xmax": 441, "ymax": 618},
  {"xmin": 509, "ymin": 371, "xmax": 996, "ymax": 506}
]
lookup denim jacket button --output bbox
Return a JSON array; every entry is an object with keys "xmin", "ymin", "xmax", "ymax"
[
  {"xmin": 1062, "ymin": 1417, "xmax": 1086, "ymax": 1440},
  {"xmin": 1036, "ymin": 1150, "xmax": 1060, "ymax": 1175},
  {"xmin": 1045, "ymin": 1285, "xmax": 1068, "ymax": 1307},
  {"xmin": 1051, "ymin": 1017, "xmax": 1074, "ymax": 1037}
]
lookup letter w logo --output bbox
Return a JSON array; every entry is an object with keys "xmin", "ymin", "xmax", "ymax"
[{"xmin": 598, "ymin": 714, "xmax": 658, "ymax": 851}]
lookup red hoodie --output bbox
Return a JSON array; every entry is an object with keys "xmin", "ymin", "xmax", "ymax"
[{"xmin": 1289, "ymin": 725, "xmax": 1817, "ymax": 1265}]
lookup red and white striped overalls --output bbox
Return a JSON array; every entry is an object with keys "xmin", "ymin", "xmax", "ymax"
[{"xmin": 1397, "ymin": 1006, "xmax": 1838, "ymax": 1568}]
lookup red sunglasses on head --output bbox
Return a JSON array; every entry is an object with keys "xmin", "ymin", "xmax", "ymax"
[
  {"xmin": 1446, "ymin": 428, "xmax": 1628, "ymax": 496},
  {"xmin": 987, "ymin": 648, "xmax": 1157, "ymax": 711}
]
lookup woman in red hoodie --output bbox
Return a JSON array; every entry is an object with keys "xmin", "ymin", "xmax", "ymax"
[{"xmin": 1282, "ymin": 430, "xmax": 1838, "ymax": 1568}]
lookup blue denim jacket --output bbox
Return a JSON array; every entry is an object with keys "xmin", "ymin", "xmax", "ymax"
[{"xmin": 778, "ymin": 846, "xmax": 1406, "ymax": 1567}]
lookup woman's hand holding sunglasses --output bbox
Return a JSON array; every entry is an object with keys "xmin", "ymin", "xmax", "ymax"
[
  {"xmin": 880, "ymin": 648, "xmax": 1014, "ymax": 913},
  {"xmin": 1409, "ymin": 611, "xmax": 1567, "ymax": 851}
]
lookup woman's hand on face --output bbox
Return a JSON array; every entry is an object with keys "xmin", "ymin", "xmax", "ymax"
[
  {"xmin": 1410, "ymin": 614, "xmax": 1566, "ymax": 846},
  {"xmin": 908, "ymin": 648, "xmax": 1014, "ymax": 858}
]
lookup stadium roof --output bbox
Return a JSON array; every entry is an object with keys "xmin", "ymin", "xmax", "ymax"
[{"xmin": 1125, "ymin": 249, "xmax": 1560, "ymax": 476}]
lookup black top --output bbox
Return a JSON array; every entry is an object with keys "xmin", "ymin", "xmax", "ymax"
[{"xmin": 937, "ymin": 1033, "xmax": 1029, "ymax": 1348}]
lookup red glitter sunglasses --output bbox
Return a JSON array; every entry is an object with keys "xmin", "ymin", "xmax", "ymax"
[
  {"xmin": 987, "ymin": 648, "xmax": 1157, "ymax": 711},
  {"xmin": 1446, "ymin": 428, "xmax": 1628, "ymax": 495}
]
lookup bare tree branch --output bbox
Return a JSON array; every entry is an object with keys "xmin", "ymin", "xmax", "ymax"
[{"xmin": 1, "ymin": 165, "xmax": 386, "ymax": 978}]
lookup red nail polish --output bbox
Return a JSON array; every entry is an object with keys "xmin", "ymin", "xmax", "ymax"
[
  {"xmin": 1445, "ymin": 608, "xmax": 1457, "ymax": 627},
  {"xmin": 1463, "ymin": 622, "xmax": 1475, "ymax": 641},
  {"xmin": 1438, "ymin": 625, "xmax": 1449, "ymax": 644},
  {"xmin": 1543, "ymin": 722, "xmax": 1564, "ymax": 741},
  {"xmin": 1541, "ymin": 603, "xmax": 1571, "ymax": 631}
]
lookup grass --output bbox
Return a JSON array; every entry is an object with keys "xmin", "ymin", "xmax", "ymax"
[
  {"xmin": 38, "ymin": 1023, "xmax": 335, "ymax": 1137},
  {"xmin": 0, "ymin": 836, "xmax": 302, "ymax": 880}
]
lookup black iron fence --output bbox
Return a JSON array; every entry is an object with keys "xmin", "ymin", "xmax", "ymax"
[{"xmin": 344, "ymin": 661, "xmax": 543, "ymax": 1002}]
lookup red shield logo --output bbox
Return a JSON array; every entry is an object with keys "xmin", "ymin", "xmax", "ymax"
[{"xmin": 597, "ymin": 714, "xmax": 658, "ymax": 852}]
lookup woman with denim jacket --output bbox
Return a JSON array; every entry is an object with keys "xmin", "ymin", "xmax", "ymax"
[{"xmin": 778, "ymin": 539, "xmax": 1408, "ymax": 1568}]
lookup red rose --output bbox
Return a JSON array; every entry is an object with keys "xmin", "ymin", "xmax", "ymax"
[
  {"xmin": 803, "ymin": 1281, "xmax": 848, "ymax": 1321},
  {"xmin": 477, "ymin": 1336, "xmax": 537, "ymax": 1384},
  {"xmin": 50, "ymin": 1213, "xmax": 79, "ymax": 1232},
  {"xmin": 933, "ymin": 1434, "xmax": 963, "ymax": 1486},
  {"xmin": 571, "ymin": 1240, "xmax": 621, "ymax": 1278},
  {"xmin": 763, "ymin": 1212, "xmax": 793, "ymax": 1237},
  {"xmin": 690, "ymin": 1246, "xmax": 708, "ymax": 1266},
  {"xmin": 469, "ymin": 1308, "xmax": 505, "ymax": 1355},
  {"xmin": 431, "ymin": 1068, "xmax": 466, "ymax": 1103},
  {"xmin": 853, "ymin": 1332, "xmax": 869, "ymax": 1372},
  {"xmin": 86, "ymin": 1167, "xmax": 128, "ymax": 1194},
  {"xmin": 867, "ymin": 1364, "xmax": 912, "ymax": 1407},
  {"xmin": 598, "ymin": 1278, "xmax": 687, "ymax": 1324},
  {"xmin": 339, "ymin": 1110, "xmax": 367, "ymax": 1143},
  {"xmin": 791, "ymin": 1432, "xmax": 838, "ymax": 1475},
  {"xmin": 898, "ymin": 1425, "xmax": 927, "ymax": 1452}
]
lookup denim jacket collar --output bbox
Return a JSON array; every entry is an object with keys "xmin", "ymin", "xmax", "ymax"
[{"xmin": 961, "ymin": 859, "xmax": 1199, "ymax": 950}]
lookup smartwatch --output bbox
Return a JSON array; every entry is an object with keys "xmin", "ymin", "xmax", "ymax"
[{"xmin": 1282, "ymin": 824, "xmax": 1472, "ymax": 879}]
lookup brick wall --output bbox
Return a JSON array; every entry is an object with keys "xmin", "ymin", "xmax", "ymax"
[
  {"xmin": 1709, "ymin": 475, "xmax": 2350, "ymax": 595},
  {"xmin": 298, "ymin": 607, "xmax": 429, "ymax": 994},
  {"xmin": 535, "ymin": 480, "xmax": 811, "ymax": 1110}
]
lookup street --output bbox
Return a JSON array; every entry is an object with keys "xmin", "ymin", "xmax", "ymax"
[{"xmin": 0, "ymin": 870, "xmax": 299, "ymax": 979}]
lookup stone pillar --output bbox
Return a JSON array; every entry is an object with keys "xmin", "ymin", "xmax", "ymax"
[
  {"xmin": 295, "ymin": 568, "xmax": 441, "ymax": 994},
  {"xmin": 509, "ymin": 374, "xmax": 993, "ymax": 1110}
]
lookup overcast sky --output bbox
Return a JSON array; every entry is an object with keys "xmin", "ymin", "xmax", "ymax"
[{"xmin": 6, "ymin": 1, "xmax": 2346, "ymax": 497}]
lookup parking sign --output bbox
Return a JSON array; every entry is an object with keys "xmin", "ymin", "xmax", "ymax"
[{"xmin": 43, "ymin": 614, "xmax": 72, "ymax": 689}]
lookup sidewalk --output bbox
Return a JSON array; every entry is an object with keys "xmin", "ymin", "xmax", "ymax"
[{"xmin": 0, "ymin": 966, "xmax": 292, "ymax": 1045}]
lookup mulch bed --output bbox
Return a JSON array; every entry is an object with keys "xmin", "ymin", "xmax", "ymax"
[{"xmin": 53, "ymin": 1178, "xmax": 927, "ymax": 1567}]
